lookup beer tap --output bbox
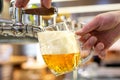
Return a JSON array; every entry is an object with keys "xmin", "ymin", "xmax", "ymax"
[{"xmin": 0, "ymin": 1, "xmax": 58, "ymax": 43}]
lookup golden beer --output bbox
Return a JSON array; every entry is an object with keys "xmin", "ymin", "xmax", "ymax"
[
  {"xmin": 38, "ymin": 31, "xmax": 81, "ymax": 75},
  {"xmin": 42, "ymin": 53, "xmax": 81, "ymax": 75},
  {"xmin": 37, "ymin": 22, "xmax": 92, "ymax": 77}
]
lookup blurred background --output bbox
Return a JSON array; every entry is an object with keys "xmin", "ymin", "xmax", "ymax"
[{"xmin": 0, "ymin": 0, "xmax": 120, "ymax": 80}]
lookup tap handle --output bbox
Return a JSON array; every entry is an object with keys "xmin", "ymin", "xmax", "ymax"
[{"xmin": 23, "ymin": 7, "xmax": 57, "ymax": 15}]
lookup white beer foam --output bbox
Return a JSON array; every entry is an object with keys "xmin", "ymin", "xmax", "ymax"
[{"xmin": 37, "ymin": 31, "xmax": 80, "ymax": 54}]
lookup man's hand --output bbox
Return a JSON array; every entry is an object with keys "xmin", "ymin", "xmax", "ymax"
[
  {"xmin": 15, "ymin": 0, "xmax": 29, "ymax": 8},
  {"xmin": 15, "ymin": 0, "xmax": 52, "ymax": 8},
  {"xmin": 76, "ymin": 11, "xmax": 120, "ymax": 58}
]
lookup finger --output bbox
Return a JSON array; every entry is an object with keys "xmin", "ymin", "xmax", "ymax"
[
  {"xmin": 79, "ymin": 33, "xmax": 91, "ymax": 43},
  {"xmin": 15, "ymin": 0, "xmax": 29, "ymax": 8},
  {"xmin": 94, "ymin": 42, "xmax": 105, "ymax": 58},
  {"xmin": 98, "ymin": 50, "xmax": 106, "ymax": 59},
  {"xmin": 76, "ymin": 16, "xmax": 100, "ymax": 36},
  {"xmin": 83, "ymin": 36, "xmax": 97, "ymax": 50},
  {"xmin": 41, "ymin": 0, "xmax": 52, "ymax": 8}
]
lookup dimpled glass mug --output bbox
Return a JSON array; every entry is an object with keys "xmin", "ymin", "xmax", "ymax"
[{"xmin": 37, "ymin": 22, "xmax": 93, "ymax": 76}]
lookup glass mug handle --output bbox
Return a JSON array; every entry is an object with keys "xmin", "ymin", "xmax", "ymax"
[
  {"xmin": 78, "ymin": 22, "xmax": 94, "ymax": 65},
  {"xmin": 81, "ymin": 49, "xmax": 94, "ymax": 64}
]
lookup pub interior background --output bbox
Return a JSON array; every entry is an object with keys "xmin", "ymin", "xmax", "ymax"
[{"xmin": 0, "ymin": 0, "xmax": 120, "ymax": 80}]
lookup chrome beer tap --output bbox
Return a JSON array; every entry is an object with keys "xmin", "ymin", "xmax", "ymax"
[{"xmin": 0, "ymin": 1, "xmax": 57, "ymax": 43}]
